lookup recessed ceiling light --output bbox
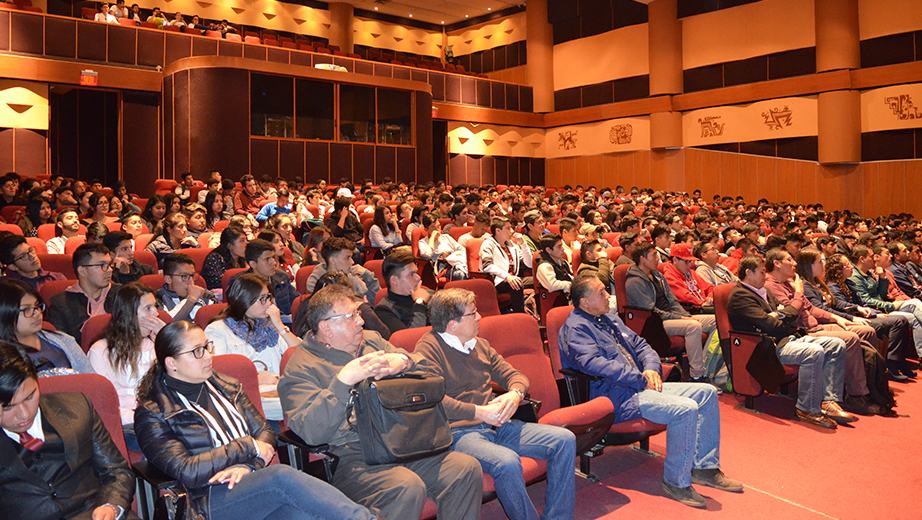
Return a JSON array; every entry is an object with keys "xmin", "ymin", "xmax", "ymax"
[
  {"xmin": 408, "ymin": 13, "xmax": 412, "ymax": 17},
  {"xmin": 373, "ymin": 6, "xmax": 377, "ymax": 9},
  {"xmin": 465, "ymin": 15, "xmax": 468, "ymax": 17},
  {"xmin": 487, "ymin": 7, "xmax": 491, "ymax": 10},
  {"xmin": 441, "ymin": 21, "xmax": 444, "ymax": 24}
]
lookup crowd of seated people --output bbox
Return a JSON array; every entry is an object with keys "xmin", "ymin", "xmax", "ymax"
[{"xmin": 5, "ymin": 168, "xmax": 922, "ymax": 516}]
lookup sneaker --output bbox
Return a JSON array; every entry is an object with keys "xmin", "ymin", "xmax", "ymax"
[
  {"xmin": 688, "ymin": 375, "xmax": 710, "ymax": 384},
  {"xmin": 691, "ymin": 468, "xmax": 744, "ymax": 492},
  {"xmin": 661, "ymin": 480, "xmax": 707, "ymax": 508}
]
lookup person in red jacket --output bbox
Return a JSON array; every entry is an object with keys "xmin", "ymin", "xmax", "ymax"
[{"xmin": 662, "ymin": 243, "xmax": 714, "ymax": 312}]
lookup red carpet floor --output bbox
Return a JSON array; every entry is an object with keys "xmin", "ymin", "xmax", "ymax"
[{"xmin": 482, "ymin": 376, "xmax": 922, "ymax": 520}]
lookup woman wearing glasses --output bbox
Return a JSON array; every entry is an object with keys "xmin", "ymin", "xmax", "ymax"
[
  {"xmin": 0, "ymin": 279, "xmax": 93, "ymax": 375},
  {"xmin": 88, "ymin": 283, "xmax": 167, "ymax": 451},
  {"xmin": 135, "ymin": 320, "xmax": 376, "ymax": 520},
  {"xmin": 204, "ymin": 274, "xmax": 300, "ymax": 420}
]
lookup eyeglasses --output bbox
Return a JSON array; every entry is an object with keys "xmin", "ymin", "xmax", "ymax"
[
  {"xmin": 174, "ymin": 341, "xmax": 214, "ymax": 359},
  {"xmin": 19, "ymin": 303, "xmax": 44, "ymax": 318},
  {"xmin": 170, "ymin": 272, "xmax": 197, "ymax": 282},
  {"xmin": 257, "ymin": 294, "xmax": 275, "ymax": 304},
  {"xmin": 322, "ymin": 310, "xmax": 361, "ymax": 323},
  {"xmin": 461, "ymin": 310, "xmax": 479, "ymax": 319},
  {"xmin": 81, "ymin": 262, "xmax": 113, "ymax": 272},
  {"xmin": 13, "ymin": 247, "xmax": 36, "ymax": 264}
]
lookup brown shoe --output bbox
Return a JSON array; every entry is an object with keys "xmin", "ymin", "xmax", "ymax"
[
  {"xmin": 822, "ymin": 401, "xmax": 858, "ymax": 425},
  {"xmin": 795, "ymin": 408, "xmax": 837, "ymax": 429}
]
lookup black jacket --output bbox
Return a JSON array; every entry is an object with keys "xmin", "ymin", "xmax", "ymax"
[
  {"xmin": 726, "ymin": 282, "xmax": 800, "ymax": 345},
  {"xmin": 46, "ymin": 284, "xmax": 121, "ymax": 345},
  {"xmin": 134, "ymin": 372, "xmax": 276, "ymax": 519},
  {"xmin": 111, "ymin": 259, "xmax": 155, "ymax": 285},
  {"xmin": 374, "ymin": 290, "xmax": 430, "ymax": 338},
  {"xmin": 0, "ymin": 392, "xmax": 136, "ymax": 520}
]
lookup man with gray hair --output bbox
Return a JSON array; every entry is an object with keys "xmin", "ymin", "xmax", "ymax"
[
  {"xmin": 415, "ymin": 288, "xmax": 577, "ymax": 520},
  {"xmin": 279, "ymin": 285, "xmax": 482, "ymax": 520}
]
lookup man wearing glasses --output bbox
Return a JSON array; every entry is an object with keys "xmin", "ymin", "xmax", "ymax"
[
  {"xmin": 157, "ymin": 253, "xmax": 217, "ymax": 321},
  {"xmin": 46, "ymin": 243, "xmax": 121, "ymax": 345},
  {"xmin": 0, "ymin": 235, "xmax": 66, "ymax": 291},
  {"xmin": 279, "ymin": 284, "xmax": 483, "ymax": 520},
  {"xmin": 415, "ymin": 288, "xmax": 577, "ymax": 520}
]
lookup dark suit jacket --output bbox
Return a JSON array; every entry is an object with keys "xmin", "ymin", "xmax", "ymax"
[
  {"xmin": 726, "ymin": 282, "xmax": 799, "ymax": 345},
  {"xmin": 0, "ymin": 392, "xmax": 135, "ymax": 520}
]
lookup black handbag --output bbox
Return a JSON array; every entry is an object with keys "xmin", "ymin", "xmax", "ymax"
[{"xmin": 348, "ymin": 371, "xmax": 452, "ymax": 465}]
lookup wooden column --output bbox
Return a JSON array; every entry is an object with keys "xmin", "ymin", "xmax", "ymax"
[
  {"xmin": 815, "ymin": 0, "xmax": 859, "ymax": 72},
  {"xmin": 526, "ymin": 0, "xmax": 554, "ymax": 113},
  {"xmin": 818, "ymin": 90, "xmax": 860, "ymax": 164},
  {"xmin": 648, "ymin": 0, "xmax": 682, "ymax": 96},
  {"xmin": 329, "ymin": 3, "xmax": 354, "ymax": 55}
]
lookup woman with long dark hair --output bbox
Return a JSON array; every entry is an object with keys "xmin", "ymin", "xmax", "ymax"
[
  {"xmin": 0, "ymin": 279, "xmax": 92, "ymax": 374},
  {"xmin": 134, "ymin": 320, "xmax": 376, "ymax": 520},
  {"xmin": 162, "ymin": 192, "xmax": 182, "ymax": 217},
  {"xmin": 88, "ymin": 282, "xmax": 166, "ymax": 451},
  {"xmin": 140, "ymin": 194, "xmax": 167, "ymax": 233},
  {"xmin": 144, "ymin": 212, "xmax": 201, "ymax": 268},
  {"xmin": 82, "ymin": 192, "xmax": 119, "ymax": 225},
  {"xmin": 204, "ymin": 274, "xmax": 300, "ymax": 420},
  {"xmin": 19, "ymin": 196, "xmax": 52, "ymax": 237},
  {"xmin": 203, "ymin": 190, "xmax": 224, "ymax": 230},
  {"xmin": 201, "ymin": 227, "xmax": 248, "ymax": 290},
  {"xmin": 301, "ymin": 225, "xmax": 331, "ymax": 266},
  {"xmin": 368, "ymin": 205, "xmax": 402, "ymax": 254}
]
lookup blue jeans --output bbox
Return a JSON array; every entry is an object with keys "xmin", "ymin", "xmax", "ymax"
[
  {"xmin": 891, "ymin": 298, "xmax": 922, "ymax": 355},
  {"xmin": 209, "ymin": 464, "xmax": 377, "ymax": 520},
  {"xmin": 451, "ymin": 421, "xmax": 576, "ymax": 520},
  {"xmin": 776, "ymin": 335, "xmax": 846, "ymax": 413},
  {"xmin": 637, "ymin": 382, "xmax": 719, "ymax": 488}
]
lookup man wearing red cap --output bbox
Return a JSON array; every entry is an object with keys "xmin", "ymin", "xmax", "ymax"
[{"xmin": 662, "ymin": 243, "xmax": 715, "ymax": 313}]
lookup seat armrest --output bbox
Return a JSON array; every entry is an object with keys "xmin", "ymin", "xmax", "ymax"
[
  {"xmin": 132, "ymin": 460, "xmax": 178, "ymax": 490},
  {"xmin": 277, "ymin": 429, "xmax": 331, "ymax": 454}
]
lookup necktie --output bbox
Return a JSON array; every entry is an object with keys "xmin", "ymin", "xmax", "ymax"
[{"xmin": 18, "ymin": 431, "xmax": 43, "ymax": 452}]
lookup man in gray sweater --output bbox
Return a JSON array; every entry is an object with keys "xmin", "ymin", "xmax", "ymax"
[{"xmin": 278, "ymin": 285, "xmax": 482, "ymax": 520}]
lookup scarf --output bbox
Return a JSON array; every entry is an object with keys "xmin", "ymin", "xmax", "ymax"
[{"xmin": 224, "ymin": 317, "xmax": 279, "ymax": 353}]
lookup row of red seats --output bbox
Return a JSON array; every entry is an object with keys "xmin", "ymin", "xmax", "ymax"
[{"xmin": 0, "ymin": 0, "xmax": 41, "ymax": 13}]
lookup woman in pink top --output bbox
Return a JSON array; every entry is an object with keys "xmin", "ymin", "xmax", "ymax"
[{"xmin": 88, "ymin": 282, "xmax": 166, "ymax": 452}]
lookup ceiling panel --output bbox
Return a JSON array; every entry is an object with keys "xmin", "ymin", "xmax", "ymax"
[{"xmin": 338, "ymin": 0, "xmax": 521, "ymax": 26}]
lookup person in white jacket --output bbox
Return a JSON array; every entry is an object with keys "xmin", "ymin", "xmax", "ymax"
[
  {"xmin": 417, "ymin": 214, "xmax": 467, "ymax": 280},
  {"xmin": 479, "ymin": 216, "xmax": 532, "ymax": 313},
  {"xmin": 204, "ymin": 273, "xmax": 301, "ymax": 420}
]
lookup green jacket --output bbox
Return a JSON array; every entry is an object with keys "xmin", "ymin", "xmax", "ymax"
[{"xmin": 848, "ymin": 267, "xmax": 894, "ymax": 312}]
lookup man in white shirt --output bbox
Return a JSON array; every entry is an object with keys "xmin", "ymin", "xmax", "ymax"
[{"xmin": 46, "ymin": 209, "xmax": 83, "ymax": 255}]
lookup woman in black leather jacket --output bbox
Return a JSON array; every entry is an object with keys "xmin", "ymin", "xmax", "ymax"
[{"xmin": 134, "ymin": 320, "xmax": 377, "ymax": 520}]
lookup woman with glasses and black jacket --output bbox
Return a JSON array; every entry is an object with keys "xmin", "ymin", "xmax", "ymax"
[
  {"xmin": 134, "ymin": 320, "xmax": 377, "ymax": 520},
  {"xmin": 203, "ymin": 273, "xmax": 300, "ymax": 421}
]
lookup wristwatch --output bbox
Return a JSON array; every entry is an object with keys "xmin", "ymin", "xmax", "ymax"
[{"xmin": 513, "ymin": 388, "xmax": 525, "ymax": 401}]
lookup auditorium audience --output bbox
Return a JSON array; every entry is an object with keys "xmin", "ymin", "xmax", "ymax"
[
  {"xmin": 204, "ymin": 273, "xmax": 301, "ymax": 419},
  {"xmin": 302, "ymin": 225, "xmax": 331, "ymax": 266},
  {"xmin": 135, "ymin": 320, "xmax": 374, "ymax": 520},
  {"xmin": 278, "ymin": 284, "xmax": 483, "ymax": 520},
  {"xmin": 480, "ymin": 216, "xmax": 532, "ymax": 313},
  {"xmin": 374, "ymin": 248, "xmax": 431, "ymax": 336},
  {"xmin": 201, "ymin": 226, "xmax": 248, "ymax": 290},
  {"xmin": 18, "ymin": 197, "xmax": 51, "ymax": 237},
  {"xmin": 239, "ymin": 238, "xmax": 300, "ymax": 318},
  {"xmin": 0, "ymin": 235, "xmax": 65, "ymax": 291},
  {"xmin": 0, "ymin": 279, "xmax": 93, "ymax": 375},
  {"xmin": 183, "ymin": 203, "xmax": 208, "ymax": 240},
  {"xmin": 368, "ymin": 205, "xmax": 403, "ymax": 254},
  {"xmin": 140, "ymin": 194, "xmax": 166, "ymax": 233},
  {"xmin": 145, "ymin": 212, "xmax": 201, "ymax": 268},
  {"xmin": 86, "ymin": 221, "xmax": 109, "ymax": 244},
  {"xmin": 535, "ymin": 233, "xmax": 573, "ymax": 294},
  {"xmin": 304, "ymin": 237, "xmax": 380, "ymax": 301},
  {"xmin": 0, "ymin": 343, "xmax": 138, "ymax": 520},
  {"xmin": 104, "ymin": 230, "xmax": 155, "ymax": 284},
  {"xmin": 94, "ymin": 3, "xmax": 119, "ymax": 23},
  {"xmin": 157, "ymin": 253, "xmax": 217, "ymax": 321},
  {"xmin": 47, "ymin": 244, "xmax": 121, "ymax": 346},
  {"xmin": 88, "ymin": 282, "xmax": 165, "ymax": 451}
]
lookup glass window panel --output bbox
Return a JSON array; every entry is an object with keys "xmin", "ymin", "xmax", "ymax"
[
  {"xmin": 251, "ymin": 73, "xmax": 294, "ymax": 137},
  {"xmin": 339, "ymin": 85, "xmax": 375, "ymax": 143},
  {"xmin": 295, "ymin": 79, "xmax": 335, "ymax": 140},
  {"xmin": 377, "ymin": 89, "xmax": 412, "ymax": 145}
]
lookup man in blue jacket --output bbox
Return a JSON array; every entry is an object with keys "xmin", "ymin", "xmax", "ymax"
[{"xmin": 558, "ymin": 274, "xmax": 742, "ymax": 508}]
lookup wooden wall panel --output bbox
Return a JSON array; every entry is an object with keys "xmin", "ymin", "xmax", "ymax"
[
  {"xmin": 904, "ymin": 162, "xmax": 922, "ymax": 216},
  {"xmin": 794, "ymin": 160, "xmax": 817, "ymax": 206},
  {"xmin": 330, "ymin": 143, "xmax": 353, "ymax": 184},
  {"xmin": 616, "ymin": 153, "xmax": 635, "ymax": 189},
  {"xmin": 448, "ymin": 153, "xmax": 466, "ymax": 186},
  {"xmin": 0, "ymin": 11, "xmax": 9, "ymax": 52},
  {"xmin": 108, "ymin": 26, "xmax": 137, "ymax": 65},
  {"xmin": 0, "ymin": 128, "xmax": 12, "ymax": 173},
  {"xmin": 76, "ymin": 20, "xmax": 106, "ymax": 62},
  {"xmin": 13, "ymin": 128, "xmax": 45, "ymax": 175},
  {"xmin": 481, "ymin": 156, "xmax": 495, "ymax": 187},
  {"xmin": 10, "ymin": 13, "xmax": 42, "ymax": 55},
  {"xmin": 304, "ymin": 141, "xmax": 330, "ymax": 183},
  {"xmin": 187, "ymin": 68, "xmax": 248, "ymax": 179},
  {"xmin": 738, "ymin": 154, "xmax": 759, "ymax": 202},
  {"xmin": 192, "ymin": 37, "xmax": 218, "ymax": 58},
  {"xmin": 45, "ymin": 17, "xmax": 76, "ymax": 58},
  {"xmin": 353, "ymin": 144, "xmax": 375, "ymax": 185},
  {"xmin": 250, "ymin": 139, "xmax": 279, "ymax": 179},
  {"xmin": 465, "ymin": 155, "xmax": 482, "ymax": 186},
  {"xmin": 684, "ymin": 148, "xmax": 703, "ymax": 194},
  {"xmin": 699, "ymin": 150, "xmax": 721, "ymax": 198},
  {"xmin": 587, "ymin": 155, "xmax": 605, "ymax": 188},
  {"xmin": 374, "ymin": 146, "xmax": 396, "ymax": 185},
  {"xmin": 860, "ymin": 162, "xmax": 879, "ymax": 217},
  {"xmin": 772, "ymin": 156, "xmax": 794, "ymax": 203},
  {"xmin": 494, "ymin": 156, "xmax": 509, "ymax": 187},
  {"xmin": 279, "ymin": 140, "xmax": 305, "ymax": 183},
  {"xmin": 719, "ymin": 153, "xmax": 740, "ymax": 197},
  {"xmin": 172, "ymin": 70, "xmax": 190, "ymax": 177},
  {"xmin": 879, "ymin": 161, "xmax": 906, "ymax": 215},
  {"xmin": 121, "ymin": 92, "xmax": 160, "ymax": 194}
]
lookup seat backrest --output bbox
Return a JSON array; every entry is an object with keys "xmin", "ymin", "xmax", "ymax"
[
  {"xmin": 212, "ymin": 354, "xmax": 265, "ymax": 416},
  {"xmin": 365, "ymin": 259, "xmax": 386, "ymax": 288},
  {"xmin": 290, "ymin": 293, "xmax": 310, "ymax": 321},
  {"xmin": 448, "ymin": 226, "xmax": 472, "ymax": 241},
  {"xmin": 613, "ymin": 263, "xmax": 631, "ymax": 315},
  {"xmin": 222, "ymin": 268, "xmax": 247, "ymax": 293},
  {"xmin": 545, "ymin": 306, "xmax": 574, "ymax": 379},
  {"xmin": 444, "ymin": 279, "xmax": 501, "ymax": 317},
  {"xmin": 36, "ymin": 223, "xmax": 58, "ymax": 241},
  {"xmin": 410, "ymin": 226, "xmax": 428, "ymax": 258},
  {"xmin": 713, "ymin": 283, "xmax": 734, "ymax": 341},
  {"xmin": 38, "ymin": 279, "xmax": 74, "ymax": 305},
  {"xmin": 194, "ymin": 303, "xmax": 227, "ymax": 329},
  {"xmin": 25, "ymin": 237, "xmax": 47, "ymax": 255},
  {"xmin": 81, "ymin": 313, "xmax": 112, "ymax": 353},
  {"xmin": 213, "ymin": 220, "xmax": 230, "ymax": 233},
  {"xmin": 374, "ymin": 288, "xmax": 387, "ymax": 306},
  {"xmin": 38, "ymin": 374, "xmax": 129, "ymax": 460},
  {"xmin": 606, "ymin": 247, "xmax": 622, "ymax": 262},
  {"xmin": 134, "ymin": 233, "xmax": 154, "ymax": 251},
  {"xmin": 134, "ymin": 249, "xmax": 158, "ymax": 271},
  {"xmin": 38, "ymin": 253, "xmax": 75, "ymax": 279},
  {"xmin": 388, "ymin": 326, "xmax": 432, "ymax": 353},
  {"xmin": 0, "ymin": 205, "xmax": 25, "ymax": 224},
  {"xmin": 197, "ymin": 232, "xmax": 214, "ymax": 248},
  {"xmin": 0, "ymin": 223, "xmax": 23, "ymax": 235},
  {"xmin": 295, "ymin": 264, "xmax": 316, "ymax": 294},
  {"xmin": 479, "ymin": 314, "xmax": 560, "ymax": 416},
  {"xmin": 465, "ymin": 238, "xmax": 485, "ymax": 273},
  {"xmin": 183, "ymin": 246, "xmax": 214, "ymax": 273},
  {"xmin": 63, "ymin": 236, "xmax": 87, "ymax": 254}
]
